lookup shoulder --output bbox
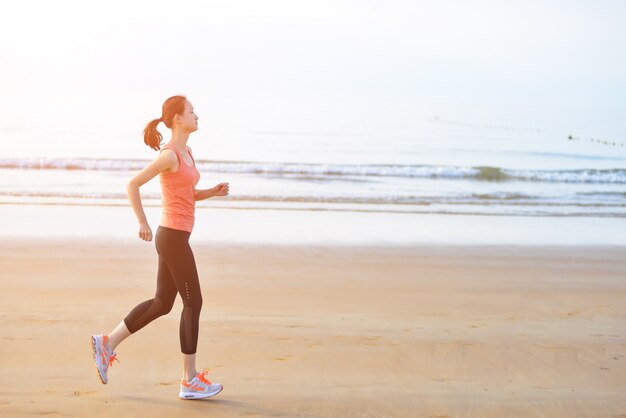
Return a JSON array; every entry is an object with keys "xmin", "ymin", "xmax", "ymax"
[
  {"xmin": 157, "ymin": 148, "xmax": 178, "ymax": 168},
  {"xmin": 159, "ymin": 147, "xmax": 178, "ymax": 160},
  {"xmin": 186, "ymin": 145, "xmax": 193, "ymax": 155}
]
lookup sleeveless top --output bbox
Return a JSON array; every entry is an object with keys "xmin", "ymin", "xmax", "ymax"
[{"xmin": 158, "ymin": 144, "xmax": 201, "ymax": 233}]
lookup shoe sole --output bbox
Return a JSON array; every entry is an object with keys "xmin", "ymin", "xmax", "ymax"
[
  {"xmin": 179, "ymin": 386, "xmax": 223, "ymax": 400},
  {"xmin": 91, "ymin": 336, "xmax": 107, "ymax": 385}
]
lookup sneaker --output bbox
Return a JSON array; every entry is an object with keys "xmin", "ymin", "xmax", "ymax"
[
  {"xmin": 91, "ymin": 335, "xmax": 119, "ymax": 384},
  {"xmin": 179, "ymin": 370, "xmax": 223, "ymax": 400}
]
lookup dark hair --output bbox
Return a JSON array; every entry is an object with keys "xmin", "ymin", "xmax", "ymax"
[{"xmin": 143, "ymin": 95, "xmax": 187, "ymax": 151}]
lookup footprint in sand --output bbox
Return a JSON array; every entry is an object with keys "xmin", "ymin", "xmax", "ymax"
[
  {"xmin": 72, "ymin": 390, "xmax": 95, "ymax": 397},
  {"xmin": 363, "ymin": 336, "xmax": 382, "ymax": 346},
  {"xmin": 272, "ymin": 355, "xmax": 293, "ymax": 361},
  {"xmin": 403, "ymin": 327, "xmax": 422, "ymax": 332}
]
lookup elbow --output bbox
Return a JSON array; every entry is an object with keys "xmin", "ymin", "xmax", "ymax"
[{"xmin": 126, "ymin": 179, "xmax": 139, "ymax": 191}]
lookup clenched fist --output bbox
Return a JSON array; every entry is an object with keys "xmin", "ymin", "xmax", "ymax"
[{"xmin": 213, "ymin": 182, "xmax": 229, "ymax": 197}]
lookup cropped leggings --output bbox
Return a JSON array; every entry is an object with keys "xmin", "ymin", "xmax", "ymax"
[{"xmin": 124, "ymin": 225, "xmax": 203, "ymax": 354}]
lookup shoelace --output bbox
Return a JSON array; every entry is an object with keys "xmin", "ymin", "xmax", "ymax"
[
  {"xmin": 197, "ymin": 370, "xmax": 212, "ymax": 385},
  {"xmin": 108, "ymin": 352, "xmax": 120, "ymax": 368}
]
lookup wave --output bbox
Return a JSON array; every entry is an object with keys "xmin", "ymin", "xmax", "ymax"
[
  {"xmin": 0, "ymin": 158, "xmax": 625, "ymax": 184},
  {"xmin": 577, "ymin": 191, "xmax": 626, "ymax": 197},
  {"xmin": 2, "ymin": 201, "xmax": 625, "ymax": 218},
  {"xmin": 2, "ymin": 191, "xmax": 624, "ymax": 207}
]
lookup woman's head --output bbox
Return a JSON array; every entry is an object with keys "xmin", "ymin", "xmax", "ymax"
[{"xmin": 143, "ymin": 95, "xmax": 199, "ymax": 150}]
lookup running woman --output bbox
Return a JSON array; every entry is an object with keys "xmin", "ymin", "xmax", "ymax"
[{"xmin": 91, "ymin": 95, "xmax": 229, "ymax": 400}]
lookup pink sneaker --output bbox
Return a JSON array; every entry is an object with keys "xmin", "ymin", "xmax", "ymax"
[
  {"xmin": 179, "ymin": 370, "xmax": 223, "ymax": 400},
  {"xmin": 90, "ymin": 335, "xmax": 119, "ymax": 384}
]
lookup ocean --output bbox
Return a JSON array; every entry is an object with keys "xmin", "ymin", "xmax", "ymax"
[{"xmin": 1, "ymin": 112, "xmax": 624, "ymax": 220}]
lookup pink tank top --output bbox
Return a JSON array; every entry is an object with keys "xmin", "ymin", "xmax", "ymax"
[{"xmin": 158, "ymin": 144, "xmax": 201, "ymax": 233}]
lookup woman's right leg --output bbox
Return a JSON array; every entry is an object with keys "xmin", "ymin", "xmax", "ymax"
[{"xmin": 92, "ymin": 227, "xmax": 179, "ymax": 384}]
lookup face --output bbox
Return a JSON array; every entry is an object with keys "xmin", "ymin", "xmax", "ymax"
[{"xmin": 175, "ymin": 100, "xmax": 199, "ymax": 132}]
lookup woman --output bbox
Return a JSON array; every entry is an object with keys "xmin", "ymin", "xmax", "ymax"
[{"xmin": 91, "ymin": 95, "xmax": 229, "ymax": 400}]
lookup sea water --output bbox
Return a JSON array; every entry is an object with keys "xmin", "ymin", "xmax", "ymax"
[{"xmin": 1, "ymin": 112, "xmax": 624, "ymax": 218}]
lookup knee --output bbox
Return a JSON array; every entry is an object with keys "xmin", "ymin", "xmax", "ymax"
[
  {"xmin": 183, "ymin": 294, "xmax": 202, "ymax": 313},
  {"xmin": 154, "ymin": 296, "xmax": 174, "ymax": 316}
]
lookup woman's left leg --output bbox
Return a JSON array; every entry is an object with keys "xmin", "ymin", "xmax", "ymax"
[{"xmin": 158, "ymin": 236, "xmax": 203, "ymax": 381}]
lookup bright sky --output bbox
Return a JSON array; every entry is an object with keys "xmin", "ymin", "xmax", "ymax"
[{"xmin": 1, "ymin": 0, "xmax": 625, "ymax": 137}]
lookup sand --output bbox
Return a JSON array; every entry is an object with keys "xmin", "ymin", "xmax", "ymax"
[{"xmin": 0, "ymin": 239, "xmax": 625, "ymax": 417}]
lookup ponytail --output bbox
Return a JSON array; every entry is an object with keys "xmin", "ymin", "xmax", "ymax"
[
  {"xmin": 142, "ymin": 95, "xmax": 187, "ymax": 151},
  {"xmin": 143, "ymin": 118, "xmax": 163, "ymax": 151}
]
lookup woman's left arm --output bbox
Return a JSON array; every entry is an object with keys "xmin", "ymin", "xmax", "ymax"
[
  {"xmin": 188, "ymin": 147, "xmax": 229, "ymax": 201},
  {"xmin": 194, "ymin": 183, "xmax": 229, "ymax": 201}
]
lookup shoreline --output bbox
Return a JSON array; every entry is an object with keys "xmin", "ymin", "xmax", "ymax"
[
  {"xmin": 3, "ymin": 235, "xmax": 626, "ymax": 256},
  {"xmin": 1, "ymin": 203, "xmax": 626, "ymax": 246}
]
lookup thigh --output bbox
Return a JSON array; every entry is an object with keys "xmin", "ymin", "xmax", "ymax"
[
  {"xmin": 156, "ymin": 227, "xmax": 201, "ymax": 300},
  {"xmin": 165, "ymin": 241, "xmax": 202, "ymax": 301},
  {"xmin": 155, "ymin": 253, "xmax": 177, "ymax": 305}
]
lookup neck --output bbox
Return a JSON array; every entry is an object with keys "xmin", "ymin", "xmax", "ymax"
[{"xmin": 169, "ymin": 128, "xmax": 190, "ymax": 151}]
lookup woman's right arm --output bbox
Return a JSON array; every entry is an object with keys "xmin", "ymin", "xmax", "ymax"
[{"xmin": 127, "ymin": 149, "xmax": 176, "ymax": 241}]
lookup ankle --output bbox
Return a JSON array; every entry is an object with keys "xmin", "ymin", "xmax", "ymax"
[{"xmin": 185, "ymin": 371, "xmax": 197, "ymax": 382}]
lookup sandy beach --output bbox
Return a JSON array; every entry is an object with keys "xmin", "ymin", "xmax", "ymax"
[{"xmin": 0, "ymin": 239, "xmax": 624, "ymax": 417}]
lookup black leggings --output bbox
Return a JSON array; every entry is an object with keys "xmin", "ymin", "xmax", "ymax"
[{"xmin": 124, "ymin": 225, "xmax": 203, "ymax": 354}]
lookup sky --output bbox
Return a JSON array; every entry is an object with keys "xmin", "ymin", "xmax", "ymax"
[{"xmin": 0, "ymin": 0, "xmax": 625, "ymax": 141}]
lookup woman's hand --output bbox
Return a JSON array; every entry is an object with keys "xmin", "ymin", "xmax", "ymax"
[
  {"xmin": 138, "ymin": 221, "xmax": 153, "ymax": 241},
  {"xmin": 213, "ymin": 182, "xmax": 229, "ymax": 197}
]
